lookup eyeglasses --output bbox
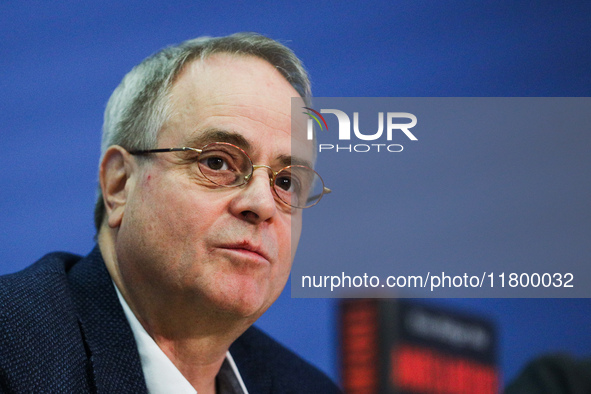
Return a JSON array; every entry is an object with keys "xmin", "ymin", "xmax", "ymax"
[{"xmin": 128, "ymin": 142, "xmax": 331, "ymax": 209}]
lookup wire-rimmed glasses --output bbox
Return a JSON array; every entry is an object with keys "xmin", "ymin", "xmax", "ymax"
[{"xmin": 128, "ymin": 142, "xmax": 331, "ymax": 208}]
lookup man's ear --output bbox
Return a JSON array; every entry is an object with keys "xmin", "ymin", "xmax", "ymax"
[{"xmin": 99, "ymin": 146, "xmax": 135, "ymax": 229}]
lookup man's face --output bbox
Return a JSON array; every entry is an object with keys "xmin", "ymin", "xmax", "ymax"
[{"xmin": 114, "ymin": 54, "xmax": 312, "ymax": 322}]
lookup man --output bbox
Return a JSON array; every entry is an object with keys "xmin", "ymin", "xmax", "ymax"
[{"xmin": 0, "ymin": 33, "xmax": 338, "ymax": 393}]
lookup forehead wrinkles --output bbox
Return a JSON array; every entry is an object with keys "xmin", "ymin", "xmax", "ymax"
[{"xmin": 203, "ymin": 102, "xmax": 293, "ymax": 137}]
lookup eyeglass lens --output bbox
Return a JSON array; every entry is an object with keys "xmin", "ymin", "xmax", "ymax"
[{"xmin": 197, "ymin": 143, "xmax": 325, "ymax": 208}]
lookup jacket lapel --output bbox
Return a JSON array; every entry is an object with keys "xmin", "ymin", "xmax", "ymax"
[{"xmin": 68, "ymin": 247, "xmax": 148, "ymax": 393}]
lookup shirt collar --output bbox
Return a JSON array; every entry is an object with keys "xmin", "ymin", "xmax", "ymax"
[{"xmin": 114, "ymin": 284, "xmax": 248, "ymax": 394}]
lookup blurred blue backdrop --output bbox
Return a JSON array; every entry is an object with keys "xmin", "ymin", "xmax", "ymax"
[{"xmin": 1, "ymin": 1, "xmax": 590, "ymax": 387}]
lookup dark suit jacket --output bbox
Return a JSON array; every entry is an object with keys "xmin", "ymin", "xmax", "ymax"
[{"xmin": 0, "ymin": 247, "xmax": 341, "ymax": 393}]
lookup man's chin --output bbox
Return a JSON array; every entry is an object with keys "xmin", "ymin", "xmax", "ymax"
[{"xmin": 203, "ymin": 279, "xmax": 279, "ymax": 322}]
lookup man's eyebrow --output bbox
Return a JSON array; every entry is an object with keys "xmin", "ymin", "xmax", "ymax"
[
  {"xmin": 184, "ymin": 128, "xmax": 252, "ymax": 151},
  {"xmin": 277, "ymin": 154, "xmax": 313, "ymax": 169},
  {"xmin": 184, "ymin": 128, "xmax": 313, "ymax": 168}
]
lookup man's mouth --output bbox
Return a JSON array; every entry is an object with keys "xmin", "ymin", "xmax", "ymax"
[{"xmin": 217, "ymin": 241, "xmax": 270, "ymax": 263}]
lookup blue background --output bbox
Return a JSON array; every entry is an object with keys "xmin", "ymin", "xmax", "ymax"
[{"xmin": 1, "ymin": 1, "xmax": 590, "ymax": 387}]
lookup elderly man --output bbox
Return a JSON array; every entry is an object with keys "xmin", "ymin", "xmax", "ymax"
[{"xmin": 0, "ymin": 33, "xmax": 337, "ymax": 393}]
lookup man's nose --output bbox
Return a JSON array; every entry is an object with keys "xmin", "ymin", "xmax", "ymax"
[{"xmin": 229, "ymin": 166, "xmax": 277, "ymax": 224}]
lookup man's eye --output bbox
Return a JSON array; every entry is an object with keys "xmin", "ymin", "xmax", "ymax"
[
  {"xmin": 276, "ymin": 175, "xmax": 300, "ymax": 193},
  {"xmin": 204, "ymin": 156, "xmax": 228, "ymax": 171},
  {"xmin": 276, "ymin": 176, "xmax": 291, "ymax": 191}
]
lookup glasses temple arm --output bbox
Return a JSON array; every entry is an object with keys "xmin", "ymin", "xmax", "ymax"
[{"xmin": 306, "ymin": 187, "xmax": 332, "ymax": 204}]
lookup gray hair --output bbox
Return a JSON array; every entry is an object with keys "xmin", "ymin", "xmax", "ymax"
[{"xmin": 94, "ymin": 32, "xmax": 312, "ymax": 232}]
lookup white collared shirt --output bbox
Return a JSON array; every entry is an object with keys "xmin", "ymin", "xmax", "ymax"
[{"xmin": 114, "ymin": 285, "xmax": 249, "ymax": 394}]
